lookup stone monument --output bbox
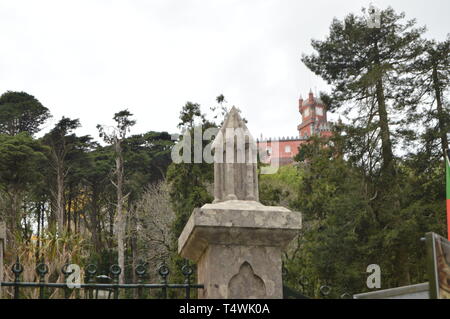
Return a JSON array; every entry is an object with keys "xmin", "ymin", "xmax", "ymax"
[
  {"xmin": 178, "ymin": 107, "xmax": 302, "ymax": 299},
  {"xmin": 211, "ymin": 106, "xmax": 259, "ymax": 203}
]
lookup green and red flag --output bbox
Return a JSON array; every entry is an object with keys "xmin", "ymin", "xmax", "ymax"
[{"xmin": 446, "ymin": 150, "xmax": 450, "ymax": 240}]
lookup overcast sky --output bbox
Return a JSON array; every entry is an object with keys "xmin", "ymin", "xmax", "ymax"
[{"xmin": 1, "ymin": 0, "xmax": 449, "ymax": 141}]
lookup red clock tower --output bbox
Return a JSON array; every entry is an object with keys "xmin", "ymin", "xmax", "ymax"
[
  {"xmin": 257, "ymin": 90, "xmax": 333, "ymax": 166},
  {"xmin": 297, "ymin": 91, "xmax": 331, "ymax": 139}
]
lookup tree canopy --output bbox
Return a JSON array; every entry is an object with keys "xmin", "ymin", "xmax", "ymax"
[{"xmin": 0, "ymin": 91, "xmax": 51, "ymax": 136}]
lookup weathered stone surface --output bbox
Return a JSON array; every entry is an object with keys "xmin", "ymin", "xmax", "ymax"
[
  {"xmin": 178, "ymin": 200, "xmax": 302, "ymax": 262},
  {"xmin": 178, "ymin": 201, "xmax": 301, "ymax": 298},
  {"xmin": 229, "ymin": 262, "xmax": 266, "ymax": 298},
  {"xmin": 196, "ymin": 244, "xmax": 282, "ymax": 298},
  {"xmin": 177, "ymin": 107, "xmax": 302, "ymax": 299},
  {"xmin": 212, "ymin": 107, "xmax": 259, "ymax": 202}
]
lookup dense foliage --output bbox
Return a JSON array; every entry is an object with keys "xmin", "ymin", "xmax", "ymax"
[
  {"xmin": 0, "ymin": 5, "xmax": 448, "ymax": 299},
  {"xmin": 269, "ymin": 7, "xmax": 448, "ymax": 297}
]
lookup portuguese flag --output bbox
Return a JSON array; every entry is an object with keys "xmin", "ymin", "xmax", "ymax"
[{"xmin": 446, "ymin": 150, "xmax": 450, "ymax": 240}]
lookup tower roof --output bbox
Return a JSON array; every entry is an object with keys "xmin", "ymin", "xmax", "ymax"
[{"xmin": 301, "ymin": 92, "xmax": 323, "ymax": 106}]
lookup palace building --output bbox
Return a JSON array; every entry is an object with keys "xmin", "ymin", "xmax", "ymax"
[{"xmin": 257, "ymin": 91, "xmax": 333, "ymax": 165}]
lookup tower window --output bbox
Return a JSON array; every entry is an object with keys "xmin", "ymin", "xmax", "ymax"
[
  {"xmin": 304, "ymin": 107, "xmax": 310, "ymax": 117},
  {"xmin": 316, "ymin": 107, "xmax": 323, "ymax": 116},
  {"xmin": 285, "ymin": 145, "xmax": 291, "ymax": 153}
]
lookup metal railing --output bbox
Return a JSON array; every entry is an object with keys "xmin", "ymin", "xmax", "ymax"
[
  {"xmin": 0, "ymin": 258, "xmax": 203, "ymax": 299},
  {"xmin": 282, "ymin": 267, "xmax": 353, "ymax": 299}
]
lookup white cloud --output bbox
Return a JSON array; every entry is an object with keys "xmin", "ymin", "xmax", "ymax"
[{"xmin": 0, "ymin": 0, "xmax": 448, "ymax": 140}]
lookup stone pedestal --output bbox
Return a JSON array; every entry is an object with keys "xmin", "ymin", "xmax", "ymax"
[{"xmin": 178, "ymin": 200, "xmax": 301, "ymax": 299}]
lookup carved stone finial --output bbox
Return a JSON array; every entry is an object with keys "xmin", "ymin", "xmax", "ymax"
[
  {"xmin": 178, "ymin": 107, "xmax": 302, "ymax": 299},
  {"xmin": 211, "ymin": 107, "xmax": 259, "ymax": 203}
]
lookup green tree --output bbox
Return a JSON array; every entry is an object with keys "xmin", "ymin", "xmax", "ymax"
[
  {"xmin": 178, "ymin": 102, "xmax": 205, "ymax": 129},
  {"xmin": 168, "ymin": 102, "xmax": 214, "ymax": 239},
  {"xmin": 302, "ymin": 6, "xmax": 427, "ymax": 286},
  {"xmin": 43, "ymin": 117, "xmax": 82, "ymax": 234},
  {"xmin": 122, "ymin": 131, "xmax": 174, "ymax": 284},
  {"xmin": 259, "ymin": 165, "xmax": 301, "ymax": 207},
  {"xmin": 409, "ymin": 38, "xmax": 450, "ymax": 158},
  {"xmin": 282, "ymin": 135, "xmax": 374, "ymax": 297},
  {"xmin": 82, "ymin": 145, "xmax": 115, "ymax": 258},
  {"xmin": 165, "ymin": 101, "xmax": 217, "ymax": 296},
  {"xmin": 97, "ymin": 109, "xmax": 136, "ymax": 284},
  {"xmin": 302, "ymin": 7, "xmax": 425, "ymax": 181},
  {"xmin": 0, "ymin": 91, "xmax": 51, "ymax": 136},
  {"xmin": 0, "ymin": 133, "xmax": 47, "ymax": 244}
]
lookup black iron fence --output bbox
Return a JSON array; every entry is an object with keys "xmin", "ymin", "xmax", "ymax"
[
  {"xmin": 283, "ymin": 280, "xmax": 352, "ymax": 299},
  {"xmin": 1, "ymin": 259, "xmax": 354, "ymax": 299},
  {"xmin": 282, "ymin": 268, "xmax": 353, "ymax": 299},
  {"xmin": 0, "ymin": 258, "xmax": 203, "ymax": 299}
]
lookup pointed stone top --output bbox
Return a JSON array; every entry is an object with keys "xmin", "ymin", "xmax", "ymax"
[
  {"xmin": 211, "ymin": 107, "xmax": 259, "ymax": 203},
  {"xmin": 221, "ymin": 106, "xmax": 248, "ymax": 130},
  {"xmin": 213, "ymin": 107, "xmax": 254, "ymax": 149}
]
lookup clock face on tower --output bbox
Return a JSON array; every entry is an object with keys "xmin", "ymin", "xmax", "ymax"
[
  {"xmin": 304, "ymin": 107, "xmax": 310, "ymax": 117},
  {"xmin": 316, "ymin": 107, "xmax": 323, "ymax": 116}
]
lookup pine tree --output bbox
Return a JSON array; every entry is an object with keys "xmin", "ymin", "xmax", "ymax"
[{"xmin": 302, "ymin": 6, "xmax": 427, "ymax": 285}]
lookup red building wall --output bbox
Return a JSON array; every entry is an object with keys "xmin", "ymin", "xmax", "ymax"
[
  {"xmin": 257, "ymin": 92, "xmax": 332, "ymax": 166},
  {"xmin": 258, "ymin": 139, "xmax": 306, "ymax": 165}
]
